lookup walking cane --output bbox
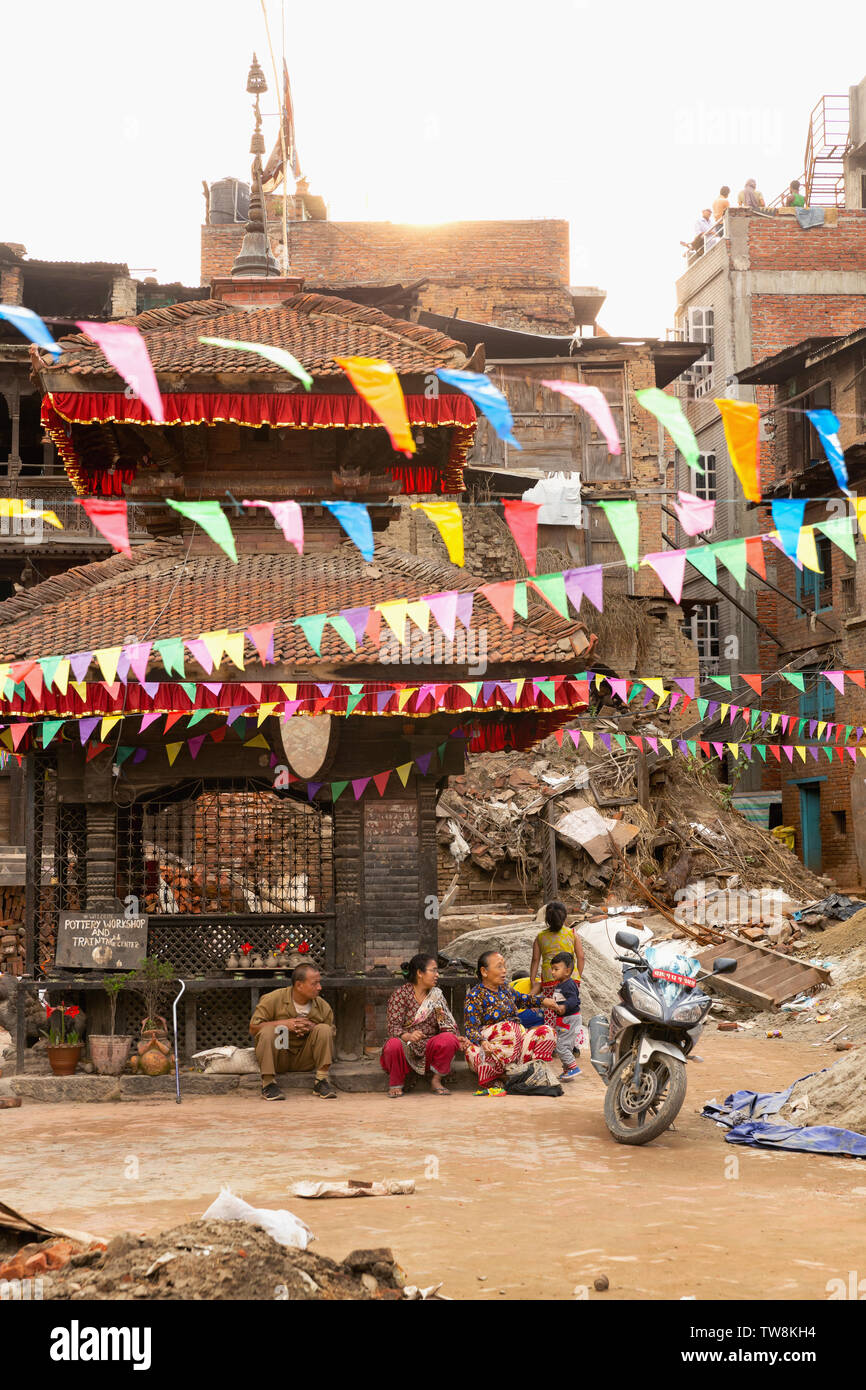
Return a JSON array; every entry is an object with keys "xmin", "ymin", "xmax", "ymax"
[{"xmin": 172, "ymin": 979, "xmax": 186, "ymax": 1104}]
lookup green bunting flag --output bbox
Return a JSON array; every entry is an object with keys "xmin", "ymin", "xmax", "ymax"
[
  {"xmin": 815, "ymin": 515, "xmax": 857, "ymax": 561},
  {"xmin": 179, "ymin": 682, "xmax": 197, "ymax": 704},
  {"xmin": 686, "ymin": 546, "xmax": 718, "ymax": 583},
  {"xmin": 198, "ymin": 337, "xmax": 313, "ymax": 391},
  {"xmin": 598, "ymin": 500, "xmax": 640, "ymax": 569},
  {"xmin": 613, "ymin": 733, "xmax": 627, "ymax": 750},
  {"xmin": 708, "ymin": 674, "xmax": 732, "ymax": 691},
  {"xmin": 187, "ymin": 708, "xmax": 210, "ymax": 728},
  {"xmin": 513, "ymin": 582, "xmax": 528, "ymax": 620},
  {"xmin": 531, "ymin": 573, "xmax": 569, "ymax": 617},
  {"xmin": 781, "ymin": 672, "xmax": 806, "ymax": 692},
  {"xmin": 155, "ymin": 638, "xmax": 186, "ymax": 677},
  {"xmin": 634, "ymin": 387, "xmax": 703, "ymax": 473},
  {"xmin": 712, "ymin": 539, "xmax": 748, "ymax": 589},
  {"xmin": 296, "ymin": 614, "xmax": 328, "ymax": 656},
  {"xmin": 328, "ymin": 615, "xmax": 358, "ymax": 651},
  {"xmin": 697, "ymin": 698, "xmax": 708, "ymax": 719},
  {"xmin": 756, "ymin": 744, "xmax": 767, "ymax": 760},
  {"xmin": 346, "ymin": 683, "xmax": 364, "ymax": 716},
  {"xmin": 166, "ymin": 500, "xmax": 238, "ymax": 563},
  {"xmin": 330, "ymin": 780, "xmax": 349, "ymax": 802},
  {"xmin": 42, "ymin": 719, "xmax": 64, "ymax": 747}
]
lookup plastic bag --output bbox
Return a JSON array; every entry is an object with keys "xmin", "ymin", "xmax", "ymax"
[{"xmin": 202, "ymin": 1186, "xmax": 315, "ymax": 1249}]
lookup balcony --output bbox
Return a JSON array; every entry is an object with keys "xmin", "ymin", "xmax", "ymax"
[{"xmin": 0, "ymin": 487, "xmax": 150, "ymax": 551}]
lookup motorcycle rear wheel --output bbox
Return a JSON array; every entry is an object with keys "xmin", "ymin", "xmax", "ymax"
[{"xmin": 604, "ymin": 1052, "xmax": 687, "ymax": 1146}]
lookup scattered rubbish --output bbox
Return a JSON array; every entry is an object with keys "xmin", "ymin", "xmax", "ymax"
[
  {"xmin": 822, "ymin": 1025, "xmax": 848, "ymax": 1044},
  {"xmin": 554, "ymin": 806, "xmax": 640, "ymax": 864},
  {"xmin": 836, "ymin": 1042, "xmax": 855, "ymax": 1052},
  {"xmin": 780, "ymin": 994, "xmax": 814, "ymax": 1013},
  {"xmin": 705, "ymin": 1050, "xmax": 866, "ymax": 1154},
  {"xmin": 192, "ymin": 1045, "xmax": 258, "ymax": 1074},
  {"xmin": 717, "ymin": 1021, "xmax": 740, "ymax": 1032},
  {"xmin": 766, "ymin": 1030, "xmax": 783, "ymax": 1039},
  {"xmin": 290, "ymin": 1179, "xmax": 415, "ymax": 1199},
  {"xmin": 201, "ymin": 1187, "xmax": 314, "ymax": 1250},
  {"xmin": 403, "ymin": 1281, "xmax": 445, "ymax": 1300},
  {"xmin": 594, "ymin": 1274, "xmax": 610, "ymax": 1291},
  {"xmin": 795, "ymin": 894, "xmax": 865, "ymax": 924},
  {"xmin": 144, "ymin": 1251, "xmax": 179, "ymax": 1277}
]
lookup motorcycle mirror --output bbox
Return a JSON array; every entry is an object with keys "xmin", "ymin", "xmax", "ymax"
[
  {"xmin": 614, "ymin": 929, "xmax": 640, "ymax": 951},
  {"xmin": 712, "ymin": 956, "xmax": 737, "ymax": 975}
]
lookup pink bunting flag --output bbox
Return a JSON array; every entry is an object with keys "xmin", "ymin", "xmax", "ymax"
[
  {"xmin": 541, "ymin": 381, "xmax": 621, "ymax": 454},
  {"xmin": 823, "ymin": 671, "xmax": 846, "ymax": 694},
  {"xmin": 455, "ymin": 592, "xmax": 474, "ymax": 629},
  {"xmin": 243, "ymin": 500, "xmax": 303, "ymax": 554},
  {"xmin": 352, "ymin": 777, "xmax": 371, "ymax": 799},
  {"xmin": 607, "ymin": 678, "xmax": 628, "ymax": 702},
  {"xmin": 422, "ymin": 592, "xmax": 458, "ymax": 643},
  {"xmin": 246, "ymin": 622, "xmax": 275, "ymax": 665},
  {"xmin": 674, "ymin": 677, "xmax": 695, "ymax": 699},
  {"xmin": 76, "ymin": 322, "xmax": 164, "ymax": 423},
  {"xmin": 124, "ymin": 642, "xmax": 152, "ymax": 684},
  {"xmin": 568, "ymin": 729, "xmax": 581, "ymax": 749},
  {"xmin": 563, "ymin": 566, "xmax": 604, "ymax": 613},
  {"xmin": 643, "ymin": 550, "xmax": 686, "ymax": 604},
  {"xmin": 673, "ymin": 491, "xmax": 715, "ymax": 537},
  {"xmin": 185, "ymin": 639, "xmax": 214, "ymax": 674},
  {"xmin": 140, "ymin": 712, "xmax": 162, "ymax": 732}
]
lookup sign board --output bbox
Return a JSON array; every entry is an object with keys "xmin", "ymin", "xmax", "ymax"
[{"xmin": 56, "ymin": 913, "xmax": 148, "ymax": 970}]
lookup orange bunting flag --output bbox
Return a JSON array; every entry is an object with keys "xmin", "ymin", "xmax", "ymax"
[
  {"xmin": 715, "ymin": 399, "xmax": 761, "ymax": 502},
  {"xmin": 334, "ymin": 356, "xmax": 416, "ymax": 456}
]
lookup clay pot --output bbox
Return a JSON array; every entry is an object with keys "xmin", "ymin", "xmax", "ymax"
[
  {"xmin": 225, "ymin": 952, "xmax": 240, "ymax": 971},
  {"xmin": 238, "ymin": 954, "xmax": 252, "ymax": 970},
  {"xmin": 265, "ymin": 951, "xmax": 279, "ymax": 970},
  {"xmin": 47, "ymin": 1043, "xmax": 82, "ymax": 1077},
  {"xmin": 89, "ymin": 1035, "xmax": 133, "ymax": 1076},
  {"xmin": 250, "ymin": 953, "xmax": 264, "ymax": 969},
  {"xmin": 138, "ymin": 1017, "xmax": 173, "ymax": 1077}
]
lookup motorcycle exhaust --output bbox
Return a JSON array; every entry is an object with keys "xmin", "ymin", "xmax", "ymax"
[{"xmin": 588, "ymin": 1014, "xmax": 614, "ymax": 1079}]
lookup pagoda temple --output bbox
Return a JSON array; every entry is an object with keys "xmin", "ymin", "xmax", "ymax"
[{"xmin": 1, "ymin": 65, "xmax": 598, "ymax": 1068}]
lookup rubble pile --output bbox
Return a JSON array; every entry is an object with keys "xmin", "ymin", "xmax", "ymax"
[
  {"xmin": 781, "ymin": 1047, "xmax": 866, "ymax": 1134},
  {"xmin": 42, "ymin": 1221, "xmax": 430, "ymax": 1301},
  {"xmin": 438, "ymin": 727, "xmax": 825, "ymax": 916}
]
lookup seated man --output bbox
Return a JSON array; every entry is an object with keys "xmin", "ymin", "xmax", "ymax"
[{"xmin": 249, "ymin": 962, "xmax": 337, "ymax": 1101}]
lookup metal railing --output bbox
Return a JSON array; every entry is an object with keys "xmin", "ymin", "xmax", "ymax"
[{"xmin": 681, "ymin": 219, "xmax": 725, "ymax": 266}]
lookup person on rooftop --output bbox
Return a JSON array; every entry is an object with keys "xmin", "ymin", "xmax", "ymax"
[
  {"xmin": 680, "ymin": 209, "xmax": 713, "ymax": 254},
  {"xmin": 712, "ymin": 186, "xmax": 731, "ymax": 221},
  {"xmin": 738, "ymin": 179, "xmax": 766, "ymax": 209},
  {"xmin": 785, "ymin": 179, "xmax": 806, "ymax": 207}
]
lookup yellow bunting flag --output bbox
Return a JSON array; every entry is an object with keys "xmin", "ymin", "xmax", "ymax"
[
  {"xmin": 201, "ymin": 630, "xmax": 228, "ymax": 667},
  {"xmin": 70, "ymin": 681, "xmax": 88, "ymax": 702},
  {"xmin": 334, "ymin": 356, "xmax": 415, "ymax": 455},
  {"xmin": 641, "ymin": 678, "xmax": 667, "ymax": 698},
  {"xmin": 244, "ymin": 734, "xmax": 270, "ymax": 749},
  {"xmin": 256, "ymin": 702, "xmax": 278, "ymax": 726},
  {"xmin": 660, "ymin": 738, "xmax": 673, "ymax": 755},
  {"xmin": 410, "ymin": 501, "xmax": 464, "ymax": 565},
  {"xmin": 100, "ymin": 715, "xmax": 121, "ymax": 742},
  {"xmin": 396, "ymin": 761, "xmax": 413, "ymax": 786},
  {"xmin": 222, "ymin": 632, "xmax": 246, "ymax": 670},
  {"xmin": 795, "ymin": 745, "xmax": 807, "ymax": 761},
  {"xmin": 720, "ymin": 704, "xmax": 729, "ymax": 720},
  {"xmin": 377, "ymin": 601, "xmax": 409, "ymax": 644},
  {"xmin": 406, "ymin": 601, "xmax": 430, "ymax": 634},
  {"xmin": 513, "ymin": 678, "xmax": 526, "ymax": 702},
  {"xmin": 0, "ymin": 499, "xmax": 62, "ymax": 528},
  {"xmin": 728, "ymin": 743, "xmax": 739, "ymax": 759},
  {"xmin": 797, "ymin": 525, "xmax": 821, "ymax": 572},
  {"xmin": 397, "ymin": 687, "xmax": 416, "ymax": 712},
  {"xmin": 770, "ymin": 712, "xmax": 781, "ymax": 732},
  {"xmin": 817, "ymin": 721, "xmax": 826, "ymax": 739},
  {"xmin": 655, "ymin": 690, "xmax": 670, "ymax": 710},
  {"xmin": 279, "ymin": 684, "xmax": 297, "ymax": 700},
  {"xmin": 714, "ymin": 399, "xmax": 760, "ymax": 502},
  {"xmin": 53, "ymin": 659, "xmax": 70, "ymax": 696},
  {"xmin": 166, "ymin": 743, "xmax": 183, "ymax": 766},
  {"xmin": 95, "ymin": 647, "xmax": 122, "ymax": 685},
  {"xmin": 582, "ymin": 730, "xmax": 595, "ymax": 750}
]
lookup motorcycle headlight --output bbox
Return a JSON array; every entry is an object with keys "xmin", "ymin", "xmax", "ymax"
[
  {"xmin": 671, "ymin": 997, "xmax": 709, "ymax": 1025},
  {"xmin": 624, "ymin": 979, "xmax": 664, "ymax": 1020}
]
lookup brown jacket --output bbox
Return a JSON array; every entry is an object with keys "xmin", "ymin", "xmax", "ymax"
[{"xmin": 250, "ymin": 988, "xmax": 334, "ymax": 1054}]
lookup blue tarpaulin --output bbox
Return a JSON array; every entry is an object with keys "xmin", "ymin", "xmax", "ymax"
[{"xmin": 702, "ymin": 1075, "xmax": 866, "ymax": 1158}]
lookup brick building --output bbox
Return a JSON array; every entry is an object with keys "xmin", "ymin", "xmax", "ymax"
[{"xmin": 737, "ymin": 329, "xmax": 866, "ymax": 886}]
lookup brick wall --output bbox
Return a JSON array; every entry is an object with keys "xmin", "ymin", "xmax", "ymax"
[{"xmin": 200, "ymin": 218, "xmax": 574, "ymax": 331}]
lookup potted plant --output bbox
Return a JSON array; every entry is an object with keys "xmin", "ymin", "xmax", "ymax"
[
  {"xmin": 42, "ymin": 1000, "xmax": 83, "ymax": 1076},
  {"xmin": 89, "ymin": 971, "xmax": 135, "ymax": 1076},
  {"xmin": 130, "ymin": 956, "xmax": 177, "ymax": 1076}
]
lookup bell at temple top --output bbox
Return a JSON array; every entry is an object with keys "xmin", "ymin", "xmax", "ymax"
[
  {"xmin": 246, "ymin": 54, "xmax": 267, "ymax": 95},
  {"xmin": 250, "ymin": 129, "xmax": 266, "ymax": 156}
]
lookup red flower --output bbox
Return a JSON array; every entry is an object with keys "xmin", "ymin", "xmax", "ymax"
[
  {"xmin": 65, "ymin": 1005, "xmax": 81, "ymax": 1018},
  {"xmin": 240, "ymin": 942, "xmax": 253, "ymax": 955},
  {"xmin": 44, "ymin": 1003, "xmax": 55, "ymax": 1017},
  {"xmin": 298, "ymin": 941, "xmax": 310, "ymax": 955},
  {"xmin": 278, "ymin": 941, "xmax": 288, "ymax": 953}
]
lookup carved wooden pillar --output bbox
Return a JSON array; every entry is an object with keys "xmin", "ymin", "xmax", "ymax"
[
  {"xmin": 85, "ymin": 803, "xmax": 119, "ymax": 910},
  {"xmin": 417, "ymin": 781, "xmax": 439, "ymax": 960},
  {"xmin": 332, "ymin": 798, "xmax": 364, "ymax": 1059}
]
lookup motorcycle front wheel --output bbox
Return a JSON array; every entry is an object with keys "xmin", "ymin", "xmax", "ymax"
[{"xmin": 603, "ymin": 1051, "xmax": 687, "ymax": 1146}]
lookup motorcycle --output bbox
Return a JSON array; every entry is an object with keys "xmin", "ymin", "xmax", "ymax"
[{"xmin": 589, "ymin": 929, "xmax": 737, "ymax": 1146}]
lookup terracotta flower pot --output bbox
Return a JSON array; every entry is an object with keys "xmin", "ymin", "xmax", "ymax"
[
  {"xmin": 89, "ymin": 1035, "xmax": 133, "ymax": 1076},
  {"xmin": 47, "ymin": 1043, "xmax": 82, "ymax": 1076}
]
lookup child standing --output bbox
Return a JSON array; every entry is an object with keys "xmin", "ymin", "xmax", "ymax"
[
  {"xmin": 529, "ymin": 900, "xmax": 584, "ymax": 1018},
  {"xmin": 542, "ymin": 951, "xmax": 582, "ymax": 1080}
]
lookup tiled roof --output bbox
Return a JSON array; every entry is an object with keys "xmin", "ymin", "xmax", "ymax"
[
  {"xmin": 47, "ymin": 294, "xmax": 469, "ymax": 380},
  {"xmin": 0, "ymin": 539, "xmax": 595, "ymax": 672}
]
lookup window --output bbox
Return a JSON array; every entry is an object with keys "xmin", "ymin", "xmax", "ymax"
[
  {"xmin": 686, "ymin": 307, "xmax": 714, "ymax": 397},
  {"xmin": 691, "ymin": 452, "xmax": 716, "ymax": 502},
  {"xmin": 799, "ymin": 669, "xmax": 835, "ymax": 721},
  {"xmin": 832, "ymin": 810, "xmax": 847, "ymax": 836},
  {"xmin": 682, "ymin": 602, "xmax": 720, "ymax": 677},
  {"xmin": 793, "ymin": 382, "xmax": 832, "ymax": 471},
  {"xmin": 796, "ymin": 535, "xmax": 833, "ymax": 612},
  {"xmin": 579, "ymin": 366, "xmax": 628, "ymax": 482}
]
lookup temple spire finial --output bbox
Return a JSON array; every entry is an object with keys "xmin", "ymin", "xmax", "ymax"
[{"xmin": 231, "ymin": 55, "xmax": 279, "ymax": 279}]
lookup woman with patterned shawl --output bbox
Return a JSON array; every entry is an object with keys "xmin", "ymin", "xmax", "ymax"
[
  {"xmin": 381, "ymin": 954, "xmax": 463, "ymax": 1097},
  {"xmin": 463, "ymin": 950, "xmax": 557, "ymax": 1093}
]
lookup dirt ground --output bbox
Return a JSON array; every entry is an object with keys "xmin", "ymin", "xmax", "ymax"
[{"xmin": 4, "ymin": 1030, "xmax": 865, "ymax": 1301}]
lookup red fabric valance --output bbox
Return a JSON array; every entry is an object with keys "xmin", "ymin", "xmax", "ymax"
[{"xmin": 47, "ymin": 391, "xmax": 476, "ymax": 431}]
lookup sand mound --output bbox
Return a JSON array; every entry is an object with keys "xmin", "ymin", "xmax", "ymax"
[
  {"xmin": 814, "ymin": 908, "xmax": 866, "ymax": 958},
  {"xmin": 783, "ymin": 1048, "xmax": 866, "ymax": 1134},
  {"xmin": 44, "ymin": 1220, "xmax": 416, "ymax": 1301}
]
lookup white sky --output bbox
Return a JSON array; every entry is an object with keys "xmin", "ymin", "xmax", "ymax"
[{"xmin": 2, "ymin": 0, "xmax": 863, "ymax": 334}]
